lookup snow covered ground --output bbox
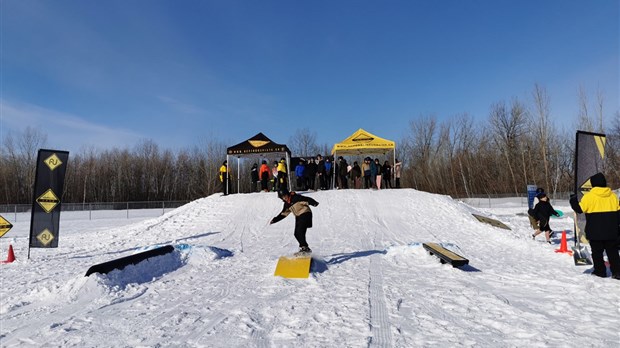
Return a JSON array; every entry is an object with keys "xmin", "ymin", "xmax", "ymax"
[{"xmin": 1, "ymin": 189, "xmax": 619, "ymax": 347}]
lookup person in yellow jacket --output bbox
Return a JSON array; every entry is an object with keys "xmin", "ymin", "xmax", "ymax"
[
  {"xmin": 277, "ymin": 158, "xmax": 288, "ymax": 189},
  {"xmin": 219, "ymin": 160, "xmax": 232, "ymax": 195},
  {"xmin": 570, "ymin": 172, "xmax": 620, "ymax": 279}
]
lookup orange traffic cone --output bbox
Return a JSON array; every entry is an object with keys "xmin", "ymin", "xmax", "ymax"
[
  {"xmin": 554, "ymin": 231, "xmax": 573, "ymax": 255},
  {"xmin": 1, "ymin": 244, "xmax": 15, "ymax": 263}
]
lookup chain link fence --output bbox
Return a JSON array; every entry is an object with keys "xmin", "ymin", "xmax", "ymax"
[
  {"xmin": 0, "ymin": 201, "xmax": 189, "ymax": 222},
  {"xmin": 454, "ymin": 192, "xmax": 572, "ymax": 208}
]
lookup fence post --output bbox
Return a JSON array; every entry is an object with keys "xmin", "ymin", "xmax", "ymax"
[
  {"xmin": 162, "ymin": 201, "xmax": 165, "ymax": 215},
  {"xmin": 127, "ymin": 202, "xmax": 129, "ymax": 219},
  {"xmin": 14, "ymin": 204, "xmax": 17, "ymax": 221}
]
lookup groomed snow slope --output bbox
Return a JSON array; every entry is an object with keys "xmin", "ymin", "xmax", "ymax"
[{"xmin": 1, "ymin": 189, "xmax": 619, "ymax": 347}]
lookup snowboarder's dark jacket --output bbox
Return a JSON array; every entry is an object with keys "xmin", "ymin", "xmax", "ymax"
[
  {"xmin": 271, "ymin": 192, "xmax": 319, "ymax": 226},
  {"xmin": 570, "ymin": 173, "xmax": 620, "ymax": 241},
  {"xmin": 528, "ymin": 200, "xmax": 558, "ymax": 224}
]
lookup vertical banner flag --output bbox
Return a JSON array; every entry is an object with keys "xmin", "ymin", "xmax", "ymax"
[
  {"xmin": 574, "ymin": 131, "xmax": 606, "ymax": 246},
  {"xmin": 29, "ymin": 149, "xmax": 69, "ymax": 248},
  {"xmin": 526, "ymin": 185, "xmax": 537, "ymax": 210}
]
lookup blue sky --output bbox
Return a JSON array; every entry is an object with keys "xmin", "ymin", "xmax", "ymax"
[{"xmin": 1, "ymin": 0, "xmax": 618, "ymax": 154}]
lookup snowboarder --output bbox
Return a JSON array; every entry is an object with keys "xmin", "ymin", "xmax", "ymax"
[
  {"xmin": 570, "ymin": 172, "xmax": 620, "ymax": 279},
  {"xmin": 529, "ymin": 192, "xmax": 560, "ymax": 243},
  {"xmin": 269, "ymin": 188, "xmax": 319, "ymax": 255}
]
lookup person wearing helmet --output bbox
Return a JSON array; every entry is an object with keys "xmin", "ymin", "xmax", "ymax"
[
  {"xmin": 530, "ymin": 192, "xmax": 560, "ymax": 243},
  {"xmin": 269, "ymin": 188, "xmax": 319, "ymax": 254}
]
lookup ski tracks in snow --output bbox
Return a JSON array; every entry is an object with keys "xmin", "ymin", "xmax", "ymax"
[{"xmin": 349, "ymin": 191, "xmax": 394, "ymax": 347}]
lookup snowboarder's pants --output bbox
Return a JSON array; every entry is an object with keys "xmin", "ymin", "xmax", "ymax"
[
  {"xmin": 590, "ymin": 239, "xmax": 620, "ymax": 277},
  {"xmin": 294, "ymin": 213, "xmax": 312, "ymax": 248}
]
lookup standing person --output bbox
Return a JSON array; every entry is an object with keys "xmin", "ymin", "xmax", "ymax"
[
  {"xmin": 250, "ymin": 163, "xmax": 259, "ymax": 192},
  {"xmin": 370, "ymin": 158, "xmax": 378, "ymax": 189},
  {"xmin": 324, "ymin": 158, "xmax": 333, "ymax": 190},
  {"xmin": 305, "ymin": 158, "xmax": 318, "ymax": 191},
  {"xmin": 295, "ymin": 159, "xmax": 306, "ymax": 190},
  {"xmin": 269, "ymin": 188, "xmax": 319, "ymax": 255},
  {"xmin": 529, "ymin": 192, "xmax": 560, "ymax": 243},
  {"xmin": 277, "ymin": 158, "xmax": 288, "ymax": 190},
  {"xmin": 337, "ymin": 156, "xmax": 349, "ymax": 189},
  {"xmin": 374, "ymin": 158, "xmax": 382, "ymax": 190},
  {"xmin": 362, "ymin": 157, "xmax": 372, "ymax": 189},
  {"xmin": 394, "ymin": 159, "xmax": 402, "ymax": 188},
  {"xmin": 570, "ymin": 173, "xmax": 620, "ymax": 279},
  {"xmin": 316, "ymin": 155, "xmax": 326, "ymax": 190},
  {"xmin": 219, "ymin": 160, "xmax": 231, "ymax": 195},
  {"xmin": 382, "ymin": 160, "xmax": 393, "ymax": 188},
  {"xmin": 351, "ymin": 161, "xmax": 362, "ymax": 189},
  {"xmin": 260, "ymin": 160, "xmax": 271, "ymax": 192},
  {"xmin": 271, "ymin": 161, "xmax": 279, "ymax": 191},
  {"xmin": 528, "ymin": 188, "xmax": 546, "ymax": 230}
]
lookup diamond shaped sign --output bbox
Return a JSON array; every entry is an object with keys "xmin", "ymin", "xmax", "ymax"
[
  {"xmin": 36, "ymin": 229, "xmax": 55, "ymax": 246},
  {"xmin": 36, "ymin": 189, "xmax": 60, "ymax": 213},
  {"xmin": 44, "ymin": 153, "xmax": 63, "ymax": 171}
]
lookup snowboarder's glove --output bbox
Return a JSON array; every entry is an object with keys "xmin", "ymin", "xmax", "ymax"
[{"xmin": 312, "ymin": 202, "xmax": 319, "ymax": 207}]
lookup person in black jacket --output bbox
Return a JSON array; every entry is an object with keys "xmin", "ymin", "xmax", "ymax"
[
  {"xmin": 250, "ymin": 163, "xmax": 259, "ymax": 192},
  {"xmin": 529, "ymin": 192, "xmax": 560, "ymax": 243},
  {"xmin": 305, "ymin": 158, "xmax": 318, "ymax": 191},
  {"xmin": 270, "ymin": 188, "xmax": 319, "ymax": 254},
  {"xmin": 570, "ymin": 172, "xmax": 620, "ymax": 279}
]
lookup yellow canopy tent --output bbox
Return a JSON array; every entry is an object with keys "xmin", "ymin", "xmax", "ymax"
[
  {"xmin": 330, "ymin": 128, "xmax": 396, "ymax": 187},
  {"xmin": 331, "ymin": 128, "xmax": 395, "ymax": 155}
]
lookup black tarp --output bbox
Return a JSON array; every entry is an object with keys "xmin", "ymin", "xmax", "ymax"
[
  {"xmin": 226, "ymin": 132, "xmax": 290, "ymax": 155},
  {"xmin": 226, "ymin": 133, "xmax": 291, "ymax": 193}
]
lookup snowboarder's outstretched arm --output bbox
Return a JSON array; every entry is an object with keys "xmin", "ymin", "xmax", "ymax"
[
  {"xmin": 302, "ymin": 196, "xmax": 319, "ymax": 207},
  {"xmin": 270, "ymin": 207, "xmax": 291, "ymax": 224},
  {"xmin": 299, "ymin": 195, "xmax": 319, "ymax": 207}
]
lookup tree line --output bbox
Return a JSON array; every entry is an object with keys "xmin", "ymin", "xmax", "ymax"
[{"xmin": 1, "ymin": 85, "xmax": 618, "ymax": 204}]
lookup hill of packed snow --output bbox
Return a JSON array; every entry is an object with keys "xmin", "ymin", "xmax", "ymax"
[{"xmin": 1, "ymin": 189, "xmax": 619, "ymax": 347}]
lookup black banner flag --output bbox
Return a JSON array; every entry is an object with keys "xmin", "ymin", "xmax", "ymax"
[
  {"xmin": 574, "ymin": 131, "xmax": 606, "ymax": 247},
  {"xmin": 29, "ymin": 149, "xmax": 69, "ymax": 248}
]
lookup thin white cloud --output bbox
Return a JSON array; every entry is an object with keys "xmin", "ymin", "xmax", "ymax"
[
  {"xmin": 157, "ymin": 96, "xmax": 205, "ymax": 115},
  {"xmin": 1, "ymin": 100, "xmax": 144, "ymax": 152}
]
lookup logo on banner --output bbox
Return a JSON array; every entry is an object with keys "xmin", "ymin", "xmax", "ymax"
[
  {"xmin": 36, "ymin": 229, "xmax": 55, "ymax": 246},
  {"xmin": 249, "ymin": 140, "xmax": 270, "ymax": 148},
  {"xmin": 36, "ymin": 189, "xmax": 60, "ymax": 213},
  {"xmin": 352, "ymin": 133, "xmax": 374, "ymax": 142},
  {"xmin": 0, "ymin": 215, "xmax": 13, "ymax": 238},
  {"xmin": 44, "ymin": 153, "xmax": 63, "ymax": 171}
]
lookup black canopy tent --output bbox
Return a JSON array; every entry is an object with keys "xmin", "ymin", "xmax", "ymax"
[{"xmin": 226, "ymin": 132, "xmax": 292, "ymax": 194}]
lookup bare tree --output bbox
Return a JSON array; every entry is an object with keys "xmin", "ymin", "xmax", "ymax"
[
  {"xmin": 531, "ymin": 83, "xmax": 553, "ymax": 191},
  {"xmin": 488, "ymin": 100, "xmax": 527, "ymax": 194},
  {"xmin": 288, "ymin": 128, "xmax": 319, "ymax": 157},
  {"xmin": 577, "ymin": 85, "xmax": 595, "ymax": 132}
]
